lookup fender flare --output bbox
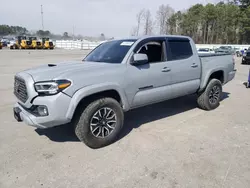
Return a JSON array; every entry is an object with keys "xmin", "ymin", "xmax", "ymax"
[
  {"xmin": 66, "ymin": 83, "xmax": 130, "ymax": 120},
  {"xmin": 199, "ymin": 67, "xmax": 225, "ymax": 91}
]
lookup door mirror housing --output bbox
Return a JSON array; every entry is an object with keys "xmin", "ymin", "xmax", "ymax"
[{"xmin": 131, "ymin": 53, "xmax": 148, "ymax": 65}]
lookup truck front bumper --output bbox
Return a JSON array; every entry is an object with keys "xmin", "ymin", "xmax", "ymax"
[{"xmin": 13, "ymin": 93, "xmax": 72, "ymax": 129}]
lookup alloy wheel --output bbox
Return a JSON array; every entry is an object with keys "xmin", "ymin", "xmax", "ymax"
[{"xmin": 90, "ymin": 107, "xmax": 117, "ymax": 138}]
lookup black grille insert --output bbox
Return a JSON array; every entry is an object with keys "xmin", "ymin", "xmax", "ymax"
[{"xmin": 14, "ymin": 76, "xmax": 28, "ymax": 103}]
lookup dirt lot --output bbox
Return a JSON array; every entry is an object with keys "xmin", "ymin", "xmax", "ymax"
[{"xmin": 0, "ymin": 49, "xmax": 250, "ymax": 188}]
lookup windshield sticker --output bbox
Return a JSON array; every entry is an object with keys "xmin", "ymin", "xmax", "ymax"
[{"xmin": 120, "ymin": 42, "xmax": 134, "ymax": 46}]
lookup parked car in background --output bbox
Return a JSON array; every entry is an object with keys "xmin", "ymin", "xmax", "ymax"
[
  {"xmin": 215, "ymin": 46, "xmax": 234, "ymax": 54},
  {"xmin": 242, "ymin": 50, "xmax": 250, "ymax": 64},
  {"xmin": 13, "ymin": 35, "xmax": 236, "ymax": 148},
  {"xmin": 7, "ymin": 40, "xmax": 16, "ymax": 48},
  {"xmin": 0, "ymin": 39, "xmax": 10, "ymax": 47},
  {"xmin": 234, "ymin": 47, "xmax": 243, "ymax": 57},
  {"xmin": 198, "ymin": 48, "xmax": 215, "ymax": 54}
]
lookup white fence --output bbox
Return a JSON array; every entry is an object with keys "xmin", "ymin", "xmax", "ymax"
[
  {"xmin": 196, "ymin": 44, "xmax": 250, "ymax": 50},
  {"xmin": 55, "ymin": 40, "xmax": 103, "ymax": 50},
  {"xmin": 55, "ymin": 40, "xmax": 250, "ymax": 50}
]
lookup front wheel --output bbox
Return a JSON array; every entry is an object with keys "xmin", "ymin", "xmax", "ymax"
[
  {"xmin": 74, "ymin": 97, "xmax": 124, "ymax": 149},
  {"xmin": 197, "ymin": 79, "xmax": 222, "ymax": 111}
]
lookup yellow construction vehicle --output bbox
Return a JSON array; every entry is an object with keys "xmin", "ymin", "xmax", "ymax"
[
  {"xmin": 36, "ymin": 40, "xmax": 43, "ymax": 49},
  {"xmin": 42, "ymin": 38, "xmax": 54, "ymax": 49},
  {"xmin": 10, "ymin": 36, "xmax": 32, "ymax": 49},
  {"xmin": 29, "ymin": 37, "xmax": 43, "ymax": 49}
]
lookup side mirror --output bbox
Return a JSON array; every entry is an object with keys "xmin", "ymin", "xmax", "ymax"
[{"xmin": 131, "ymin": 53, "xmax": 148, "ymax": 65}]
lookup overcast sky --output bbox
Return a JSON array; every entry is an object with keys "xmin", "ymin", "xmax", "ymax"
[{"xmin": 0, "ymin": 0, "xmax": 219, "ymax": 38}]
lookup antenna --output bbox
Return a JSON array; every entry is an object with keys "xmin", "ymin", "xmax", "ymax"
[{"xmin": 41, "ymin": 5, "xmax": 44, "ymax": 30}]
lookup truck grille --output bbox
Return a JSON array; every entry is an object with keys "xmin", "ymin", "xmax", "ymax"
[{"xmin": 14, "ymin": 76, "xmax": 28, "ymax": 103}]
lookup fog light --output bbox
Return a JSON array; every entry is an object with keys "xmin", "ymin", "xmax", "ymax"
[{"xmin": 37, "ymin": 105, "xmax": 48, "ymax": 116}]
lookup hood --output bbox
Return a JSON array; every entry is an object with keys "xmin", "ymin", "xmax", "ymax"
[{"xmin": 23, "ymin": 61, "xmax": 117, "ymax": 82}]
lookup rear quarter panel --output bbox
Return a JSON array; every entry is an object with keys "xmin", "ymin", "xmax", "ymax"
[{"xmin": 199, "ymin": 54, "xmax": 234, "ymax": 91}]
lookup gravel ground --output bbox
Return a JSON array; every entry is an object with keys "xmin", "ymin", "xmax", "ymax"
[{"xmin": 0, "ymin": 49, "xmax": 250, "ymax": 188}]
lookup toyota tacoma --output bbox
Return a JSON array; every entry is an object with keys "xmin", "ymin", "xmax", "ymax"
[{"xmin": 13, "ymin": 35, "xmax": 236, "ymax": 148}]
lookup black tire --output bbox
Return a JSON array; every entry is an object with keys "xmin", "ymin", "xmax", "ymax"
[
  {"xmin": 197, "ymin": 79, "xmax": 222, "ymax": 111},
  {"xmin": 74, "ymin": 97, "xmax": 124, "ymax": 149},
  {"xmin": 242, "ymin": 61, "xmax": 245, "ymax": 64}
]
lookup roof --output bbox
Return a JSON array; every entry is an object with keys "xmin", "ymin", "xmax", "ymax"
[{"xmin": 112, "ymin": 35, "xmax": 190, "ymax": 41}]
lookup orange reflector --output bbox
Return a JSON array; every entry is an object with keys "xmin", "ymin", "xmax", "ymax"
[{"xmin": 58, "ymin": 83, "xmax": 71, "ymax": 89}]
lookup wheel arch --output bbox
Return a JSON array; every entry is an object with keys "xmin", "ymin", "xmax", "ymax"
[
  {"xmin": 199, "ymin": 69, "xmax": 225, "ymax": 92},
  {"xmin": 66, "ymin": 83, "xmax": 129, "ymax": 120}
]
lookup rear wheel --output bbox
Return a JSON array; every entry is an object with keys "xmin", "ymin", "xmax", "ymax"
[
  {"xmin": 74, "ymin": 97, "xmax": 124, "ymax": 149},
  {"xmin": 197, "ymin": 79, "xmax": 222, "ymax": 111}
]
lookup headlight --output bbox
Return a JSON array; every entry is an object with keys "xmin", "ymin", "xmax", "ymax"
[{"xmin": 34, "ymin": 80, "xmax": 71, "ymax": 95}]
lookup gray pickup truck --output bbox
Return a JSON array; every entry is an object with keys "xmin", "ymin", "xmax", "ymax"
[{"xmin": 13, "ymin": 35, "xmax": 236, "ymax": 148}]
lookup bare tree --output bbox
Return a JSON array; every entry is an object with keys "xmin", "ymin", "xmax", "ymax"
[
  {"xmin": 136, "ymin": 9, "xmax": 145, "ymax": 36},
  {"xmin": 156, "ymin": 4, "xmax": 175, "ymax": 34},
  {"xmin": 143, "ymin": 10, "xmax": 153, "ymax": 35}
]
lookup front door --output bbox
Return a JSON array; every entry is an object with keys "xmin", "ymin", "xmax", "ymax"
[{"xmin": 124, "ymin": 39, "xmax": 172, "ymax": 108}]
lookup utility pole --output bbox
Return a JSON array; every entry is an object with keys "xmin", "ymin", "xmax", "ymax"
[
  {"xmin": 73, "ymin": 25, "xmax": 75, "ymax": 40},
  {"xmin": 41, "ymin": 5, "xmax": 44, "ymax": 30}
]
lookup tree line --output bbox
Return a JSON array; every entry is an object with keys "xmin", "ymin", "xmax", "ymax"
[
  {"xmin": 0, "ymin": 25, "xmax": 108, "ymax": 41},
  {"xmin": 0, "ymin": 25, "xmax": 70, "ymax": 40},
  {"xmin": 132, "ymin": 0, "xmax": 250, "ymax": 44},
  {"xmin": 0, "ymin": 25, "xmax": 28, "ymax": 36}
]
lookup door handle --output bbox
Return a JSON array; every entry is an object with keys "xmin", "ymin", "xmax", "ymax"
[
  {"xmin": 162, "ymin": 67, "xmax": 171, "ymax": 72},
  {"xmin": 191, "ymin": 63, "xmax": 198, "ymax": 68}
]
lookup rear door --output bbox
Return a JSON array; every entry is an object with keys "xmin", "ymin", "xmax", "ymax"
[{"xmin": 166, "ymin": 37, "xmax": 201, "ymax": 98}]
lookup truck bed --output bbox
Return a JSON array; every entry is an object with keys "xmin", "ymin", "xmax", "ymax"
[{"xmin": 198, "ymin": 53, "xmax": 235, "ymax": 90}]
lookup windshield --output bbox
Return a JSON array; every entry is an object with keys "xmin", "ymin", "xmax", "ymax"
[{"xmin": 84, "ymin": 39, "xmax": 137, "ymax": 63}]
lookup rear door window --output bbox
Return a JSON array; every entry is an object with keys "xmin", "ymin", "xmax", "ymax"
[{"xmin": 167, "ymin": 39, "xmax": 193, "ymax": 61}]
